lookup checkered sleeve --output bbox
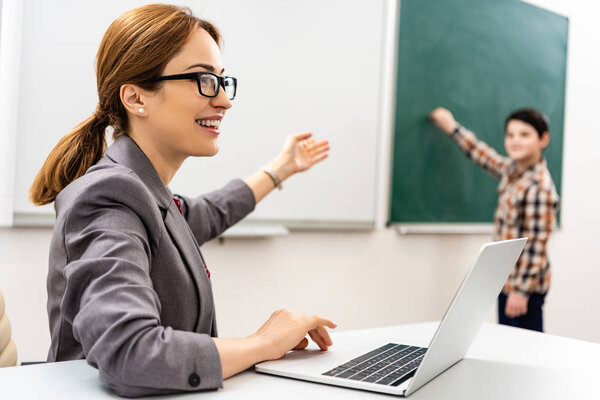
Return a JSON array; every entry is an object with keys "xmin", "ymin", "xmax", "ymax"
[
  {"xmin": 448, "ymin": 126, "xmax": 511, "ymax": 180},
  {"xmin": 511, "ymin": 185, "xmax": 558, "ymax": 295}
]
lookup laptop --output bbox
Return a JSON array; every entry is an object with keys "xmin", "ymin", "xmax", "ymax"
[{"xmin": 255, "ymin": 238, "xmax": 527, "ymax": 396}]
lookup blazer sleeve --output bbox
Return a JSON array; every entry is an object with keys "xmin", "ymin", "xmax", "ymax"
[
  {"xmin": 178, "ymin": 179, "xmax": 256, "ymax": 245},
  {"xmin": 61, "ymin": 172, "xmax": 223, "ymax": 397}
]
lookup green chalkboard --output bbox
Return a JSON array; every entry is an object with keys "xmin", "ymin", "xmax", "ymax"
[{"xmin": 389, "ymin": 0, "xmax": 567, "ymax": 224}]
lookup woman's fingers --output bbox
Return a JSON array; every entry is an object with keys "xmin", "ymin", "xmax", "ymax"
[
  {"xmin": 293, "ymin": 337, "xmax": 309, "ymax": 350},
  {"xmin": 307, "ymin": 326, "xmax": 334, "ymax": 351},
  {"xmin": 262, "ymin": 311, "xmax": 336, "ymax": 356},
  {"xmin": 309, "ymin": 142, "xmax": 330, "ymax": 156},
  {"xmin": 313, "ymin": 316, "xmax": 337, "ymax": 330},
  {"xmin": 292, "ymin": 132, "xmax": 313, "ymax": 142},
  {"xmin": 303, "ymin": 139, "xmax": 329, "ymax": 153},
  {"xmin": 308, "ymin": 329, "xmax": 327, "ymax": 350},
  {"xmin": 300, "ymin": 140, "xmax": 330, "ymax": 167},
  {"xmin": 308, "ymin": 315, "xmax": 337, "ymax": 350},
  {"xmin": 316, "ymin": 325, "xmax": 333, "ymax": 347}
]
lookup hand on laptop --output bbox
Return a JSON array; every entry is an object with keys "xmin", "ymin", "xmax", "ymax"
[{"xmin": 255, "ymin": 309, "xmax": 337, "ymax": 360}]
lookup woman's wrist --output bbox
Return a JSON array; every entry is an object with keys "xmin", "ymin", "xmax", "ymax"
[
  {"xmin": 214, "ymin": 334, "xmax": 273, "ymax": 379},
  {"xmin": 266, "ymin": 156, "xmax": 295, "ymax": 183},
  {"xmin": 247, "ymin": 332, "xmax": 275, "ymax": 362}
]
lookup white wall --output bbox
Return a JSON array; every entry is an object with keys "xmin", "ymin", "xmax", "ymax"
[
  {"xmin": 525, "ymin": 0, "xmax": 600, "ymax": 341},
  {"xmin": 1, "ymin": 0, "xmax": 599, "ymax": 363},
  {"xmin": 0, "ymin": 0, "xmax": 22, "ymax": 226}
]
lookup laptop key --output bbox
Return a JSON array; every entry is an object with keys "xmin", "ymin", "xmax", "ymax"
[
  {"xmin": 348, "ymin": 372, "xmax": 371, "ymax": 381},
  {"xmin": 347, "ymin": 343, "xmax": 397, "ymax": 364},
  {"xmin": 337, "ymin": 361, "xmax": 359, "ymax": 369},
  {"xmin": 363, "ymin": 372, "xmax": 390, "ymax": 383},
  {"xmin": 335, "ymin": 369, "xmax": 360, "ymax": 379},
  {"xmin": 322, "ymin": 368, "xmax": 348, "ymax": 376}
]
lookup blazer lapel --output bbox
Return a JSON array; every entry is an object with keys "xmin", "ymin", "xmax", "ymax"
[
  {"xmin": 164, "ymin": 203, "xmax": 216, "ymax": 334},
  {"xmin": 105, "ymin": 135, "xmax": 215, "ymax": 334}
]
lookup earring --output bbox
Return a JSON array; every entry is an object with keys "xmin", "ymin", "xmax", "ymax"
[{"xmin": 138, "ymin": 108, "xmax": 145, "ymax": 114}]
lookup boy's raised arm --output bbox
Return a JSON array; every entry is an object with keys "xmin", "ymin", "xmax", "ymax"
[{"xmin": 429, "ymin": 107, "xmax": 511, "ymax": 180}]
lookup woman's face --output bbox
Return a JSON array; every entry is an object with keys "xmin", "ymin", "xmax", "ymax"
[{"xmin": 142, "ymin": 28, "xmax": 232, "ymax": 159}]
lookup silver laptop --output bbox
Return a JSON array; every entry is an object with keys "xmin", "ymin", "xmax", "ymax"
[{"xmin": 255, "ymin": 238, "xmax": 527, "ymax": 396}]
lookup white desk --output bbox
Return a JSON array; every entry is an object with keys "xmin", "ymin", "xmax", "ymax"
[{"xmin": 2, "ymin": 322, "xmax": 599, "ymax": 399}]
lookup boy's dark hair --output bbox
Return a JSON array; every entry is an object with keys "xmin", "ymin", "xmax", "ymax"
[{"xmin": 505, "ymin": 108, "xmax": 550, "ymax": 138}]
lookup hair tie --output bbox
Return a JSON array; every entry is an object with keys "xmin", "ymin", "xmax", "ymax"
[{"xmin": 94, "ymin": 103, "xmax": 107, "ymax": 119}]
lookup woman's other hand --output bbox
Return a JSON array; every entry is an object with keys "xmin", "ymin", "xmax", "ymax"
[
  {"xmin": 254, "ymin": 309, "xmax": 337, "ymax": 360},
  {"xmin": 429, "ymin": 107, "xmax": 458, "ymax": 134},
  {"xmin": 213, "ymin": 309, "xmax": 337, "ymax": 379}
]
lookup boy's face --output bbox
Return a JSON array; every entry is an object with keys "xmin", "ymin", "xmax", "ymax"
[{"xmin": 504, "ymin": 119, "xmax": 549, "ymax": 164}]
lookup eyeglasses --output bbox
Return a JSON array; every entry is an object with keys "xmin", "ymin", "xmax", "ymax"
[{"xmin": 148, "ymin": 72, "xmax": 237, "ymax": 100}]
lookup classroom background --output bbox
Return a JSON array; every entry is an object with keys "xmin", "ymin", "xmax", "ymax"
[{"xmin": 0, "ymin": 0, "xmax": 599, "ymax": 363}]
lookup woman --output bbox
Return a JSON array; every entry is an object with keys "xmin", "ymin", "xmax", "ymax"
[{"xmin": 30, "ymin": 4, "xmax": 335, "ymax": 397}]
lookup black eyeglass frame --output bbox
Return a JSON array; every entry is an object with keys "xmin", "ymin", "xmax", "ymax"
[{"xmin": 148, "ymin": 72, "xmax": 237, "ymax": 100}]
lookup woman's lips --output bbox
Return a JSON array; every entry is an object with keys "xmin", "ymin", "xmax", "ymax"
[{"xmin": 195, "ymin": 116, "xmax": 222, "ymax": 135}]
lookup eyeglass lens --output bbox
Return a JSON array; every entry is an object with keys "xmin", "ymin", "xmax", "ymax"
[{"xmin": 198, "ymin": 74, "xmax": 236, "ymax": 99}]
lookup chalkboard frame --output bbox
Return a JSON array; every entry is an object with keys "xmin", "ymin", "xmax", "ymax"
[{"xmin": 389, "ymin": 0, "xmax": 568, "ymax": 226}]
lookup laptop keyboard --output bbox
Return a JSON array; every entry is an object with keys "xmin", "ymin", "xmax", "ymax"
[{"xmin": 322, "ymin": 343, "xmax": 427, "ymax": 386}]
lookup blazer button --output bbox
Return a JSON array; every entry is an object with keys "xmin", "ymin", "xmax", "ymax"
[{"xmin": 188, "ymin": 373, "xmax": 201, "ymax": 387}]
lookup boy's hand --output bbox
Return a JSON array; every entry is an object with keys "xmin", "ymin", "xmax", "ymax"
[
  {"xmin": 429, "ymin": 107, "xmax": 458, "ymax": 134},
  {"xmin": 505, "ymin": 291, "xmax": 529, "ymax": 318}
]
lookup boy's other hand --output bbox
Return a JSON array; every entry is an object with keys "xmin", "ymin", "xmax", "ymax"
[
  {"xmin": 429, "ymin": 107, "xmax": 458, "ymax": 134},
  {"xmin": 505, "ymin": 291, "xmax": 529, "ymax": 318}
]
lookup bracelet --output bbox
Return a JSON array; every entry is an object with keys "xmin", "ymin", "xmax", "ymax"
[{"xmin": 262, "ymin": 166, "xmax": 283, "ymax": 190}]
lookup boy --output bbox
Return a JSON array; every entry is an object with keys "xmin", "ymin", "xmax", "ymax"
[{"xmin": 429, "ymin": 107, "xmax": 559, "ymax": 332}]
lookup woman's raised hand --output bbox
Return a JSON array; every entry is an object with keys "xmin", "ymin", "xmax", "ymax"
[
  {"xmin": 253, "ymin": 309, "xmax": 337, "ymax": 360},
  {"xmin": 243, "ymin": 132, "xmax": 329, "ymax": 204},
  {"xmin": 273, "ymin": 132, "xmax": 330, "ymax": 180}
]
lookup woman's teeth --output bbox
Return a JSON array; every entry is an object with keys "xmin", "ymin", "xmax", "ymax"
[{"xmin": 196, "ymin": 119, "xmax": 221, "ymax": 128}]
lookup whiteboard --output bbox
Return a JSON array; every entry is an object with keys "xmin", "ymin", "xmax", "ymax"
[{"xmin": 11, "ymin": 0, "xmax": 385, "ymax": 227}]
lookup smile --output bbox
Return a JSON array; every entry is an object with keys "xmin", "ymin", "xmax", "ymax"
[{"xmin": 195, "ymin": 119, "xmax": 221, "ymax": 128}]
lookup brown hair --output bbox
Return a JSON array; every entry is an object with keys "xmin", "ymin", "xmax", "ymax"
[{"xmin": 30, "ymin": 4, "xmax": 220, "ymax": 205}]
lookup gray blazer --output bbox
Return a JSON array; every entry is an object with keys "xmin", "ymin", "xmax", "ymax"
[{"xmin": 47, "ymin": 135, "xmax": 255, "ymax": 397}]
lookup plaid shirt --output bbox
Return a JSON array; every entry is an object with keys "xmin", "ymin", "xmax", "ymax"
[{"xmin": 449, "ymin": 126, "xmax": 560, "ymax": 296}]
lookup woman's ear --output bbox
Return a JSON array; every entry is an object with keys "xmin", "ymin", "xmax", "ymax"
[
  {"xmin": 120, "ymin": 84, "xmax": 147, "ymax": 117},
  {"xmin": 540, "ymin": 131, "xmax": 550, "ymax": 150}
]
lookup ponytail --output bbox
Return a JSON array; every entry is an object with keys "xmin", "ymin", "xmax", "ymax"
[{"xmin": 29, "ymin": 106, "xmax": 109, "ymax": 205}]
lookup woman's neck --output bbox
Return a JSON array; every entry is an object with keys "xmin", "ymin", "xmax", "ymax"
[{"xmin": 128, "ymin": 131, "xmax": 185, "ymax": 186}]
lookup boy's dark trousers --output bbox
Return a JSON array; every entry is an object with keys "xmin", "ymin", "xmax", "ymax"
[{"xmin": 497, "ymin": 292, "xmax": 546, "ymax": 332}]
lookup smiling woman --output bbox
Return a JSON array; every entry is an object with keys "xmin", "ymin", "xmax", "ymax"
[{"xmin": 28, "ymin": 4, "xmax": 333, "ymax": 397}]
